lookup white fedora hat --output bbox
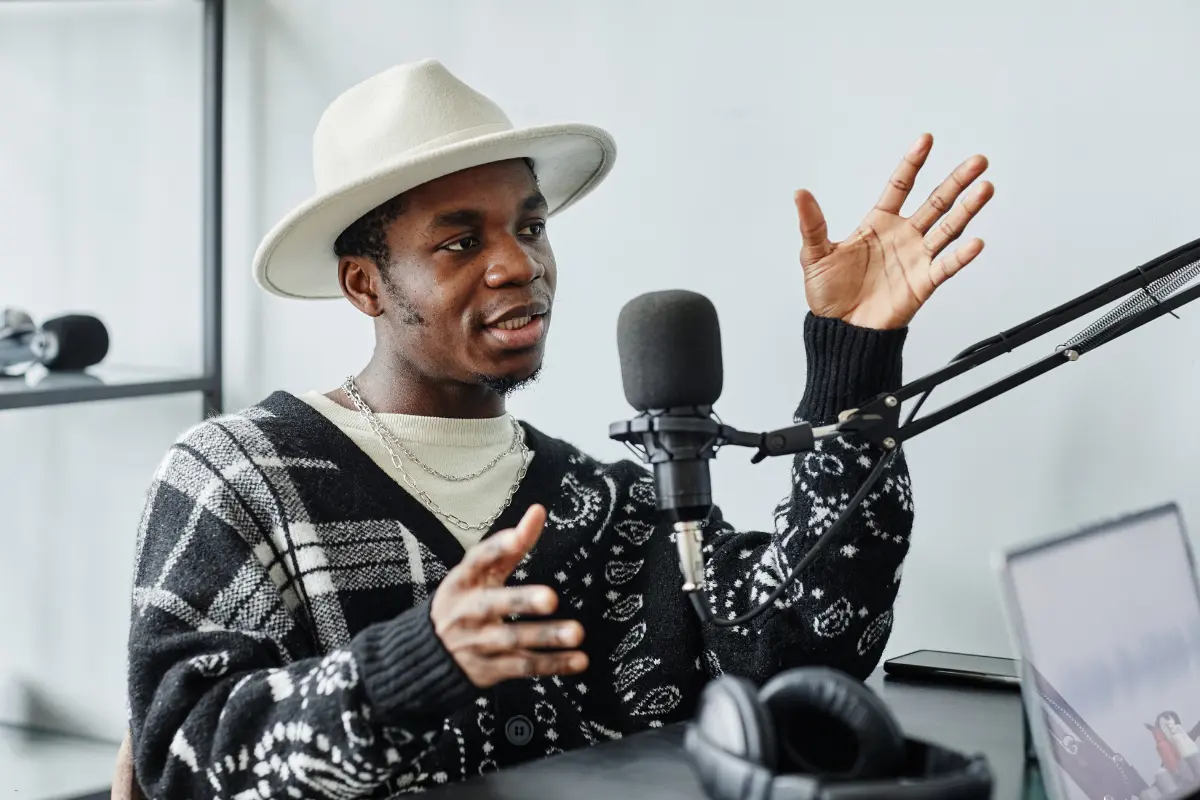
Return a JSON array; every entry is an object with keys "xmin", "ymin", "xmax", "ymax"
[{"xmin": 252, "ymin": 58, "xmax": 617, "ymax": 299}]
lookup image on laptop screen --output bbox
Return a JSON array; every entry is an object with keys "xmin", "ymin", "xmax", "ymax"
[{"xmin": 1002, "ymin": 504, "xmax": 1200, "ymax": 800}]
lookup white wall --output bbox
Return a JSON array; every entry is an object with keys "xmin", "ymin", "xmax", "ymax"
[{"xmin": 2, "ymin": 0, "xmax": 1198, "ymax": 741}]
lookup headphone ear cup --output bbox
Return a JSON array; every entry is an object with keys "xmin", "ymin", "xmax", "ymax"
[
  {"xmin": 759, "ymin": 667, "xmax": 905, "ymax": 781},
  {"xmin": 692, "ymin": 675, "xmax": 779, "ymax": 772}
]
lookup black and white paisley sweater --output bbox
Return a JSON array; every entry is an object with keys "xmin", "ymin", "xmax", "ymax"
[{"xmin": 127, "ymin": 314, "xmax": 913, "ymax": 798}]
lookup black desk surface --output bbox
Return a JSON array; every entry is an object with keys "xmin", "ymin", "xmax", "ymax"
[{"xmin": 424, "ymin": 670, "xmax": 1036, "ymax": 799}]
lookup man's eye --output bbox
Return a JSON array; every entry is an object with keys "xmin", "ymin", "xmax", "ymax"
[
  {"xmin": 519, "ymin": 222, "xmax": 545, "ymax": 237},
  {"xmin": 445, "ymin": 237, "xmax": 480, "ymax": 252}
]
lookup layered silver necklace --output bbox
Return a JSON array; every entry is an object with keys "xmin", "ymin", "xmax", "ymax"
[{"xmin": 341, "ymin": 376, "xmax": 530, "ymax": 532}]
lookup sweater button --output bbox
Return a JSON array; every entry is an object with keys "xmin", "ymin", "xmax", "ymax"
[{"xmin": 505, "ymin": 715, "xmax": 534, "ymax": 746}]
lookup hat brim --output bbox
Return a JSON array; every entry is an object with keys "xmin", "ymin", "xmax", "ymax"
[{"xmin": 252, "ymin": 123, "xmax": 617, "ymax": 300}]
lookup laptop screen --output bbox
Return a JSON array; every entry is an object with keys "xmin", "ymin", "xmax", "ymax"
[{"xmin": 1003, "ymin": 504, "xmax": 1200, "ymax": 800}]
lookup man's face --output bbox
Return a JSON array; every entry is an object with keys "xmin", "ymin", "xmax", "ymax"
[{"xmin": 371, "ymin": 160, "xmax": 556, "ymax": 392}]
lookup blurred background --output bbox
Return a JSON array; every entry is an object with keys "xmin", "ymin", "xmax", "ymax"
[{"xmin": 1, "ymin": 0, "xmax": 1198, "ymax": 794}]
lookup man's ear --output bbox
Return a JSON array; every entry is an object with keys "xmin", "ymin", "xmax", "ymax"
[{"xmin": 339, "ymin": 256, "xmax": 385, "ymax": 317}]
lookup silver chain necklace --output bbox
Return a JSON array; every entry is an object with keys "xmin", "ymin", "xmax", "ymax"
[
  {"xmin": 342, "ymin": 377, "xmax": 519, "ymax": 482},
  {"xmin": 341, "ymin": 377, "xmax": 530, "ymax": 532}
]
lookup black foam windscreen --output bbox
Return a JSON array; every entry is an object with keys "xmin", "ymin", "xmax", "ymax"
[
  {"xmin": 616, "ymin": 290, "xmax": 722, "ymax": 411},
  {"xmin": 40, "ymin": 314, "xmax": 109, "ymax": 370}
]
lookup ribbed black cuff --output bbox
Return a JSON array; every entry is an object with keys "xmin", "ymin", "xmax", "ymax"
[
  {"xmin": 798, "ymin": 313, "xmax": 907, "ymax": 425},
  {"xmin": 351, "ymin": 600, "xmax": 479, "ymax": 727}
]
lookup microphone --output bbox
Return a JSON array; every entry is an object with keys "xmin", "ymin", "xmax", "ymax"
[
  {"xmin": 611, "ymin": 291, "xmax": 835, "ymax": 604},
  {"xmin": 0, "ymin": 314, "xmax": 110, "ymax": 374},
  {"xmin": 617, "ymin": 290, "xmax": 722, "ymax": 519},
  {"xmin": 614, "ymin": 290, "xmax": 724, "ymax": 594}
]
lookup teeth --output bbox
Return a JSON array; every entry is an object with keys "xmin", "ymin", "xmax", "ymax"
[{"xmin": 495, "ymin": 315, "xmax": 532, "ymax": 330}]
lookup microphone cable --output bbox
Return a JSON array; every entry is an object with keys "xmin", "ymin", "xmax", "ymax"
[{"xmin": 690, "ymin": 447, "xmax": 896, "ymax": 627}]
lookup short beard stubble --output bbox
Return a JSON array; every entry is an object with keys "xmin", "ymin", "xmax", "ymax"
[{"xmin": 472, "ymin": 365, "xmax": 543, "ymax": 397}]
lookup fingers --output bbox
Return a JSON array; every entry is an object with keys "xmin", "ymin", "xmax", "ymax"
[
  {"xmin": 922, "ymin": 180, "xmax": 994, "ymax": 256},
  {"xmin": 467, "ymin": 620, "xmax": 585, "ymax": 655},
  {"xmin": 874, "ymin": 133, "xmax": 933, "ymax": 214},
  {"xmin": 453, "ymin": 585, "xmax": 558, "ymax": 626},
  {"xmin": 794, "ymin": 189, "xmax": 833, "ymax": 266},
  {"xmin": 458, "ymin": 647, "xmax": 589, "ymax": 689},
  {"xmin": 909, "ymin": 154, "xmax": 989, "ymax": 234},
  {"xmin": 930, "ymin": 238, "xmax": 985, "ymax": 288},
  {"xmin": 444, "ymin": 504, "xmax": 547, "ymax": 590},
  {"xmin": 429, "ymin": 503, "xmax": 587, "ymax": 690},
  {"xmin": 486, "ymin": 650, "xmax": 590, "ymax": 682},
  {"xmin": 432, "ymin": 578, "xmax": 587, "ymax": 688}
]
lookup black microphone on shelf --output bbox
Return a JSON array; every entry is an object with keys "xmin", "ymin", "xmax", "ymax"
[
  {"xmin": 0, "ymin": 313, "xmax": 110, "ymax": 375},
  {"xmin": 611, "ymin": 235, "xmax": 1200, "ymax": 628}
]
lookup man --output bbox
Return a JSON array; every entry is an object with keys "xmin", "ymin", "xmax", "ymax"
[{"xmin": 126, "ymin": 59, "xmax": 992, "ymax": 798}]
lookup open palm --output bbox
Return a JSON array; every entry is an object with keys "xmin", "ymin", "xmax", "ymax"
[{"xmin": 797, "ymin": 133, "xmax": 994, "ymax": 330}]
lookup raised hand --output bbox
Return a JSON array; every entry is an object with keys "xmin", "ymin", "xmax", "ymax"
[
  {"xmin": 430, "ymin": 504, "xmax": 587, "ymax": 688},
  {"xmin": 796, "ymin": 133, "xmax": 994, "ymax": 330}
]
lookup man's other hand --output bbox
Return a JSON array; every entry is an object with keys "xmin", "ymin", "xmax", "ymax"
[
  {"xmin": 430, "ymin": 504, "xmax": 588, "ymax": 688},
  {"xmin": 796, "ymin": 132, "xmax": 995, "ymax": 330}
]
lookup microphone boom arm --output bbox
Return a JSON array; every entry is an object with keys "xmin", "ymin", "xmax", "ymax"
[{"xmin": 843, "ymin": 236, "xmax": 1200, "ymax": 449}]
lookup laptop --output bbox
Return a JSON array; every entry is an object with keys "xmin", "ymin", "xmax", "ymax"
[{"xmin": 997, "ymin": 502, "xmax": 1200, "ymax": 800}]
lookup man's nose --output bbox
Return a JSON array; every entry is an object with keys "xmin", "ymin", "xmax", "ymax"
[{"xmin": 484, "ymin": 236, "xmax": 544, "ymax": 288}]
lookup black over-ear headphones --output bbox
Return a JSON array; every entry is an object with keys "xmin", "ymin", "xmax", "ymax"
[{"xmin": 685, "ymin": 667, "xmax": 993, "ymax": 800}]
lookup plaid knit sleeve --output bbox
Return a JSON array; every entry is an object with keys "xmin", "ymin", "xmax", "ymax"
[
  {"xmin": 695, "ymin": 313, "xmax": 913, "ymax": 681},
  {"xmin": 127, "ymin": 418, "xmax": 477, "ymax": 799}
]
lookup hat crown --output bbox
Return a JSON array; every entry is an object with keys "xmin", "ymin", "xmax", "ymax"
[{"xmin": 312, "ymin": 59, "xmax": 513, "ymax": 190}]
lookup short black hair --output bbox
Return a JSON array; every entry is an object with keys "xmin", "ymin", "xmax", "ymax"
[
  {"xmin": 333, "ymin": 194, "xmax": 407, "ymax": 271},
  {"xmin": 332, "ymin": 158, "xmax": 538, "ymax": 269}
]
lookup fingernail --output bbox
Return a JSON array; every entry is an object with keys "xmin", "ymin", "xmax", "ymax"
[{"xmin": 571, "ymin": 654, "xmax": 588, "ymax": 671}]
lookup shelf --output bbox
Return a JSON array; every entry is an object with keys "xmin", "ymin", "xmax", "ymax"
[
  {"xmin": 0, "ymin": 366, "xmax": 218, "ymax": 411},
  {"xmin": 0, "ymin": 0, "xmax": 223, "ymax": 415},
  {"xmin": 1, "ymin": 723, "xmax": 116, "ymax": 799}
]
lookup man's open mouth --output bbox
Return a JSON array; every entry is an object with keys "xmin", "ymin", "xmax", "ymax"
[
  {"xmin": 492, "ymin": 315, "xmax": 538, "ymax": 331},
  {"xmin": 483, "ymin": 305, "xmax": 550, "ymax": 349}
]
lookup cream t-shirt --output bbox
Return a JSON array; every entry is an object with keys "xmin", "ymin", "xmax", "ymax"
[{"xmin": 296, "ymin": 391, "xmax": 533, "ymax": 552}]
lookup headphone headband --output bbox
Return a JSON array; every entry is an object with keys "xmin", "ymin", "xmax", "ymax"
[
  {"xmin": 684, "ymin": 670, "xmax": 993, "ymax": 800},
  {"xmin": 686, "ymin": 726, "xmax": 991, "ymax": 800}
]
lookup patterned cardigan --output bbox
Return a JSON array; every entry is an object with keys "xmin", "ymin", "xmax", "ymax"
[{"xmin": 127, "ymin": 314, "xmax": 913, "ymax": 798}]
